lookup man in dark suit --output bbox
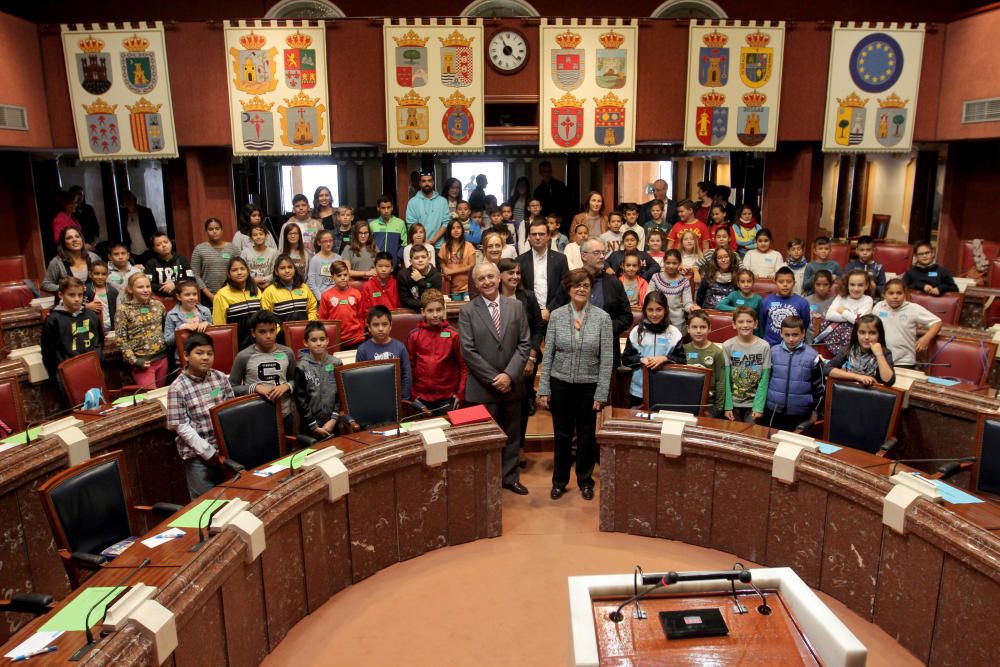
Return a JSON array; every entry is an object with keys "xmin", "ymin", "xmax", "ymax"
[
  {"xmin": 118, "ymin": 191, "xmax": 158, "ymax": 265},
  {"xmin": 459, "ymin": 262, "xmax": 532, "ymax": 495},
  {"xmin": 532, "ymin": 160, "xmax": 573, "ymax": 234},
  {"xmin": 638, "ymin": 179, "xmax": 679, "ymax": 226},
  {"xmin": 517, "ymin": 219, "xmax": 569, "ymax": 323}
]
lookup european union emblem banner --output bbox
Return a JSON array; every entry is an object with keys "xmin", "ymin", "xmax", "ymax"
[
  {"xmin": 383, "ymin": 19, "xmax": 485, "ymax": 153},
  {"xmin": 683, "ymin": 21, "xmax": 785, "ymax": 152},
  {"xmin": 822, "ymin": 23, "xmax": 925, "ymax": 152},
  {"xmin": 224, "ymin": 20, "xmax": 331, "ymax": 156},
  {"xmin": 61, "ymin": 22, "xmax": 178, "ymax": 160},
  {"xmin": 539, "ymin": 19, "xmax": 638, "ymax": 152}
]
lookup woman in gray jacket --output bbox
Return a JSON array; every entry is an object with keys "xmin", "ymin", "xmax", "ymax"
[{"xmin": 537, "ymin": 268, "xmax": 614, "ymax": 501}]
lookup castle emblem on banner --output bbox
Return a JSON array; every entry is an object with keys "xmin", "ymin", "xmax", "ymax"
[
  {"xmin": 698, "ymin": 31, "xmax": 729, "ymax": 88},
  {"xmin": 551, "ymin": 30, "xmax": 584, "ymax": 92},
  {"xmin": 593, "ymin": 92, "xmax": 626, "ymax": 146},
  {"xmin": 550, "ymin": 92, "xmax": 584, "ymax": 148},
  {"xmin": 126, "ymin": 97, "xmax": 164, "ymax": 153},
  {"xmin": 240, "ymin": 96, "xmax": 275, "ymax": 151},
  {"xmin": 394, "ymin": 89, "xmax": 430, "ymax": 147},
  {"xmin": 439, "ymin": 30, "xmax": 474, "ymax": 87},
  {"xmin": 278, "ymin": 91, "xmax": 327, "ymax": 150},
  {"xmin": 737, "ymin": 92, "xmax": 768, "ymax": 146},
  {"xmin": 875, "ymin": 92, "xmax": 908, "ymax": 147},
  {"xmin": 595, "ymin": 29, "xmax": 626, "ymax": 90},
  {"xmin": 82, "ymin": 98, "xmax": 120, "ymax": 154},
  {"xmin": 695, "ymin": 91, "xmax": 728, "ymax": 146},
  {"xmin": 230, "ymin": 32, "xmax": 278, "ymax": 94},
  {"xmin": 440, "ymin": 91, "xmax": 475, "ymax": 146},
  {"xmin": 76, "ymin": 36, "xmax": 112, "ymax": 95},
  {"xmin": 393, "ymin": 29, "xmax": 428, "ymax": 88},
  {"xmin": 835, "ymin": 91, "xmax": 868, "ymax": 146},
  {"xmin": 284, "ymin": 31, "xmax": 317, "ymax": 90},
  {"xmin": 120, "ymin": 34, "xmax": 157, "ymax": 95},
  {"xmin": 739, "ymin": 31, "xmax": 772, "ymax": 88}
]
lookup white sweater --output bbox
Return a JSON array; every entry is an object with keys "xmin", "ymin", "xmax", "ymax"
[
  {"xmin": 825, "ymin": 294, "xmax": 874, "ymax": 323},
  {"xmin": 742, "ymin": 249, "xmax": 784, "ymax": 279}
]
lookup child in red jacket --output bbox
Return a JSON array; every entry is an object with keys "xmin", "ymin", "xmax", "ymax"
[
  {"xmin": 318, "ymin": 260, "xmax": 365, "ymax": 349},
  {"xmin": 405, "ymin": 289, "xmax": 466, "ymax": 413},
  {"xmin": 360, "ymin": 251, "xmax": 400, "ymax": 314}
]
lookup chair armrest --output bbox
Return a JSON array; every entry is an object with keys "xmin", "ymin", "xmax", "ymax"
[
  {"xmin": 3, "ymin": 593, "xmax": 54, "ymax": 615},
  {"xmin": 70, "ymin": 551, "xmax": 107, "ymax": 569},
  {"xmin": 152, "ymin": 502, "xmax": 182, "ymax": 516},
  {"xmin": 935, "ymin": 461, "xmax": 972, "ymax": 480},
  {"xmin": 340, "ymin": 414, "xmax": 360, "ymax": 433},
  {"xmin": 794, "ymin": 414, "xmax": 819, "ymax": 434},
  {"xmin": 877, "ymin": 437, "xmax": 899, "ymax": 457}
]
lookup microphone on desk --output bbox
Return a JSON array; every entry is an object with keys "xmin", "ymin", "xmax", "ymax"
[
  {"xmin": 889, "ymin": 456, "xmax": 976, "ymax": 477},
  {"xmin": 189, "ymin": 464, "xmax": 244, "ymax": 552},
  {"xmin": 69, "ymin": 557, "xmax": 151, "ymax": 662},
  {"xmin": 644, "ymin": 402, "xmax": 714, "ymax": 417},
  {"xmin": 20, "ymin": 401, "xmax": 86, "ymax": 445},
  {"xmin": 911, "ymin": 362, "xmax": 953, "ymax": 368},
  {"xmin": 610, "ymin": 570, "xmax": 756, "ymax": 624},
  {"xmin": 128, "ymin": 367, "xmax": 185, "ymax": 406},
  {"xmin": 285, "ymin": 448, "xmax": 312, "ymax": 479},
  {"xmin": 731, "ymin": 563, "xmax": 771, "ymax": 615}
]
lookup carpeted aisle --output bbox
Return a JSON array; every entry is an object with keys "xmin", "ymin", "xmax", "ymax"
[{"xmin": 263, "ymin": 453, "xmax": 920, "ymax": 666}]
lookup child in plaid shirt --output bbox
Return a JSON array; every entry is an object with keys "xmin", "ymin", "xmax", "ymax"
[{"xmin": 167, "ymin": 332, "xmax": 235, "ymax": 498}]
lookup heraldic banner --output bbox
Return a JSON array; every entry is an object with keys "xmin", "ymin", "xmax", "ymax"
[
  {"xmin": 382, "ymin": 19, "xmax": 485, "ymax": 153},
  {"xmin": 224, "ymin": 20, "xmax": 331, "ymax": 157},
  {"xmin": 539, "ymin": 19, "xmax": 638, "ymax": 153},
  {"xmin": 822, "ymin": 22, "xmax": 925, "ymax": 153},
  {"xmin": 683, "ymin": 21, "xmax": 785, "ymax": 152},
  {"xmin": 61, "ymin": 22, "xmax": 178, "ymax": 160}
]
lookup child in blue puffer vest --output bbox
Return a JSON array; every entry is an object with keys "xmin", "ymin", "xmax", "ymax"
[{"xmin": 764, "ymin": 315, "xmax": 825, "ymax": 433}]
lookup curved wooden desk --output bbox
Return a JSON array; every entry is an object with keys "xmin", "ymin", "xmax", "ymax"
[{"xmin": 596, "ymin": 408, "xmax": 1000, "ymax": 666}]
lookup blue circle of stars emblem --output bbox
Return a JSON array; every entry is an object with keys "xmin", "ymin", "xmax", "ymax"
[{"xmin": 849, "ymin": 33, "xmax": 903, "ymax": 93}]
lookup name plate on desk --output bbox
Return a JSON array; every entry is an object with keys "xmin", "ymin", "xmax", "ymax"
[{"xmin": 660, "ymin": 608, "xmax": 728, "ymax": 639}]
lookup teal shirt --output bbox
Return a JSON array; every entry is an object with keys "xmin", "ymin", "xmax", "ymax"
[
  {"xmin": 405, "ymin": 192, "xmax": 451, "ymax": 248},
  {"xmin": 715, "ymin": 291, "xmax": 763, "ymax": 337}
]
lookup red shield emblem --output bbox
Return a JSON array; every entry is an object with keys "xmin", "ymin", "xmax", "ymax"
[{"xmin": 551, "ymin": 107, "xmax": 583, "ymax": 148}]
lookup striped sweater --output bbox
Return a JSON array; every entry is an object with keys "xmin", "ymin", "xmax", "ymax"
[
  {"xmin": 261, "ymin": 281, "xmax": 318, "ymax": 323},
  {"xmin": 212, "ymin": 285, "xmax": 262, "ymax": 347}
]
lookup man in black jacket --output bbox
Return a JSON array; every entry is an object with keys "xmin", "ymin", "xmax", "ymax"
[
  {"xmin": 118, "ymin": 191, "xmax": 158, "ymax": 264},
  {"xmin": 517, "ymin": 219, "xmax": 569, "ymax": 323}
]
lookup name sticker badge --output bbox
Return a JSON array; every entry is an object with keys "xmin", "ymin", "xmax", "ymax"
[
  {"xmin": 325, "ymin": 363, "xmax": 334, "ymax": 371},
  {"xmin": 222, "ymin": 253, "xmax": 232, "ymax": 260},
  {"xmin": 687, "ymin": 351, "xmax": 699, "ymax": 359},
  {"xmin": 210, "ymin": 388, "xmax": 222, "ymax": 398},
  {"xmin": 339, "ymin": 299, "xmax": 349, "ymax": 305},
  {"xmin": 879, "ymin": 311, "xmax": 889, "ymax": 318},
  {"xmin": 294, "ymin": 290, "xmax": 303, "ymax": 297},
  {"xmin": 274, "ymin": 352, "xmax": 285, "ymax": 360},
  {"xmin": 736, "ymin": 299, "xmax": 745, "ymax": 305},
  {"xmin": 440, "ymin": 331, "xmax": 452, "ymax": 338},
  {"xmin": 373, "ymin": 291, "xmax": 381, "ymax": 298},
  {"xmin": 928, "ymin": 271, "xmax": 938, "ymax": 277},
  {"xmin": 732, "ymin": 350, "xmax": 743, "ymax": 359},
  {"xmin": 140, "ymin": 307, "xmax": 150, "ymax": 314},
  {"xmin": 184, "ymin": 311, "xmax": 197, "ymax": 319}
]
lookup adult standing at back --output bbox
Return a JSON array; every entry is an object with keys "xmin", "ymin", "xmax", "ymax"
[
  {"xmin": 468, "ymin": 174, "xmax": 489, "ymax": 211},
  {"xmin": 639, "ymin": 179, "xmax": 678, "ymax": 227},
  {"xmin": 533, "ymin": 160, "xmax": 572, "ymax": 234},
  {"xmin": 459, "ymin": 262, "xmax": 531, "ymax": 495},
  {"xmin": 517, "ymin": 219, "xmax": 569, "ymax": 323},
  {"xmin": 406, "ymin": 171, "xmax": 451, "ymax": 250},
  {"xmin": 118, "ymin": 191, "xmax": 158, "ymax": 265}
]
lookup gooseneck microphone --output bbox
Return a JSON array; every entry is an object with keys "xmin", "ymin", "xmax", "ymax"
[
  {"xmin": 189, "ymin": 465, "xmax": 244, "ymax": 552},
  {"xmin": 70, "ymin": 557, "xmax": 151, "ymax": 661},
  {"xmin": 889, "ymin": 456, "xmax": 976, "ymax": 477},
  {"xmin": 609, "ymin": 570, "xmax": 756, "ymax": 623}
]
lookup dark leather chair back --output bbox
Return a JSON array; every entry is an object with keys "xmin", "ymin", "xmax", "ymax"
[
  {"xmin": 644, "ymin": 365, "xmax": 712, "ymax": 417},
  {"xmin": 907, "ymin": 290, "xmax": 963, "ymax": 325},
  {"xmin": 923, "ymin": 336, "xmax": 997, "ymax": 386},
  {"xmin": 974, "ymin": 415, "xmax": 1000, "ymax": 496},
  {"xmin": 0, "ymin": 282, "xmax": 34, "ymax": 310},
  {"xmin": 0, "ymin": 256, "xmax": 27, "ymax": 282},
  {"xmin": 58, "ymin": 350, "xmax": 107, "ymax": 406},
  {"xmin": 829, "ymin": 243, "xmax": 851, "ymax": 270},
  {"xmin": 283, "ymin": 320, "xmax": 341, "ymax": 358},
  {"xmin": 336, "ymin": 359, "xmax": 402, "ymax": 428},
  {"xmin": 39, "ymin": 451, "xmax": 133, "ymax": 558},
  {"xmin": 176, "ymin": 324, "xmax": 239, "ymax": 374},
  {"xmin": 211, "ymin": 395, "xmax": 285, "ymax": 470},
  {"xmin": 706, "ymin": 309, "xmax": 736, "ymax": 344},
  {"xmin": 824, "ymin": 381, "xmax": 902, "ymax": 454},
  {"xmin": 389, "ymin": 310, "xmax": 423, "ymax": 345},
  {"xmin": 752, "ymin": 279, "xmax": 778, "ymax": 299},
  {"xmin": 873, "ymin": 242, "xmax": 913, "ymax": 276},
  {"xmin": 0, "ymin": 378, "xmax": 26, "ymax": 437}
]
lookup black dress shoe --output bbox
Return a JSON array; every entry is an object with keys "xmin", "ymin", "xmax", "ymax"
[
  {"xmin": 503, "ymin": 482, "xmax": 529, "ymax": 495},
  {"xmin": 528, "ymin": 399, "xmax": 536, "ymax": 416},
  {"xmin": 550, "ymin": 486, "xmax": 565, "ymax": 500},
  {"xmin": 581, "ymin": 486, "xmax": 594, "ymax": 501}
]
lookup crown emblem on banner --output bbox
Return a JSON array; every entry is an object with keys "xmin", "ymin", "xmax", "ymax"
[
  {"xmin": 745, "ymin": 31, "xmax": 770, "ymax": 48},
  {"xmin": 551, "ymin": 92, "xmax": 584, "ymax": 108},
  {"xmin": 239, "ymin": 32, "xmax": 267, "ymax": 51},
  {"xmin": 239, "ymin": 96, "xmax": 275, "ymax": 112},
  {"xmin": 393, "ymin": 29, "xmax": 429, "ymax": 47},
  {"xmin": 742, "ymin": 91, "xmax": 767, "ymax": 107},
  {"xmin": 126, "ymin": 97, "xmax": 161, "ymax": 114},
  {"xmin": 554, "ymin": 29, "xmax": 582, "ymax": 49},
  {"xmin": 438, "ymin": 30, "xmax": 475, "ymax": 48},
  {"xmin": 877, "ymin": 92, "xmax": 909, "ymax": 108},
  {"xmin": 598, "ymin": 29, "xmax": 625, "ymax": 49},
  {"xmin": 394, "ymin": 89, "xmax": 430, "ymax": 107},
  {"xmin": 594, "ymin": 91, "xmax": 627, "ymax": 108},
  {"xmin": 283, "ymin": 91, "xmax": 321, "ymax": 108},
  {"xmin": 82, "ymin": 98, "xmax": 116, "ymax": 114},
  {"xmin": 78, "ymin": 35, "xmax": 105, "ymax": 53},
  {"xmin": 285, "ymin": 31, "xmax": 312, "ymax": 49},
  {"xmin": 439, "ymin": 90, "xmax": 475, "ymax": 108},
  {"xmin": 700, "ymin": 91, "xmax": 726, "ymax": 107},
  {"xmin": 122, "ymin": 34, "xmax": 150, "ymax": 52},
  {"xmin": 837, "ymin": 91, "xmax": 869, "ymax": 108},
  {"xmin": 702, "ymin": 30, "xmax": 728, "ymax": 48}
]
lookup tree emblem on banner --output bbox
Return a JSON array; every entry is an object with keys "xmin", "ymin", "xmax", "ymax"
[
  {"xmin": 875, "ymin": 92, "xmax": 908, "ymax": 148},
  {"xmin": 393, "ymin": 29, "xmax": 429, "ymax": 88}
]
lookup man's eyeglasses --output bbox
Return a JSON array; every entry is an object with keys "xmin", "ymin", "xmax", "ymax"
[{"xmin": 583, "ymin": 249, "xmax": 606, "ymax": 257}]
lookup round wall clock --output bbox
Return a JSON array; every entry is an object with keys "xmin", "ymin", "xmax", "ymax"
[{"xmin": 488, "ymin": 29, "xmax": 529, "ymax": 74}]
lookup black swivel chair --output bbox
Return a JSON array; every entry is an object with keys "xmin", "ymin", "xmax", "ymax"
[
  {"xmin": 967, "ymin": 414, "xmax": 1000, "ymax": 496},
  {"xmin": 210, "ymin": 395, "xmax": 293, "ymax": 471},
  {"xmin": 643, "ymin": 365, "xmax": 712, "ymax": 417},
  {"xmin": 38, "ymin": 450, "xmax": 180, "ymax": 588},
  {"xmin": 822, "ymin": 380, "xmax": 904, "ymax": 456},
  {"xmin": 335, "ymin": 358, "xmax": 413, "ymax": 431}
]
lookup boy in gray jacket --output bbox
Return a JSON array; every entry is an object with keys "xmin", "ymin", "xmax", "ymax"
[{"xmin": 293, "ymin": 321, "xmax": 343, "ymax": 441}]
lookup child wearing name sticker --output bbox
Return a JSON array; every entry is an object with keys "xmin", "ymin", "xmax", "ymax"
[
  {"xmin": 42, "ymin": 276, "xmax": 104, "ymax": 391},
  {"xmin": 647, "ymin": 249, "xmax": 695, "ymax": 334},
  {"xmin": 107, "ymin": 242, "xmax": 143, "ymax": 290},
  {"xmin": 682, "ymin": 310, "xmax": 727, "ymax": 417},
  {"xmin": 293, "ymin": 321, "xmax": 343, "ymax": 443},
  {"xmin": 85, "ymin": 260, "xmax": 118, "ymax": 334},
  {"xmin": 319, "ymin": 260, "xmax": 364, "ymax": 349},
  {"xmin": 360, "ymin": 251, "xmax": 400, "ymax": 313},
  {"xmin": 406, "ymin": 289, "xmax": 466, "ymax": 414},
  {"xmin": 230, "ymin": 310, "xmax": 297, "ymax": 431},
  {"xmin": 723, "ymin": 306, "xmax": 771, "ymax": 423},
  {"xmin": 212, "ymin": 257, "xmax": 262, "ymax": 350},
  {"xmin": 824, "ymin": 314, "xmax": 896, "ymax": 386},
  {"xmin": 261, "ymin": 254, "xmax": 318, "ymax": 325},
  {"xmin": 167, "ymin": 332, "xmax": 234, "ymax": 498},
  {"xmin": 903, "ymin": 241, "xmax": 959, "ymax": 295},
  {"xmin": 874, "ymin": 278, "xmax": 942, "ymax": 369},
  {"xmin": 164, "ymin": 278, "xmax": 212, "ymax": 360},
  {"xmin": 306, "ymin": 229, "xmax": 342, "ymax": 301},
  {"xmin": 805, "ymin": 269, "xmax": 834, "ymax": 343},
  {"xmin": 191, "ymin": 217, "xmax": 238, "ymax": 303},
  {"xmin": 245, "ymin": 225, "xmax": 279, "ymax": 290},
  {"xmin": 622, "ymin": 291, "xmax": 684, "ymax": 407},
  {"xmin": 764, "ymin": 315, "xmax": 824, "ymax": 433},
  {"xmin": 116, "ymin": 272, "xmax": 168, "ymax": 388},
  {"xmin": 355, "ymin": 305, "xmax": 412, "ymax": 401}
]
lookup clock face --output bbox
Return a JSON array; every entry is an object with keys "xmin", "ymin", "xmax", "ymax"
[{"xmin": 488, "ymin": 30, "xmax": 528, "ymax": 74}]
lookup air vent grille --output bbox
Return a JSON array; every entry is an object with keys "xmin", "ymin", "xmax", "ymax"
[
  {"xmin": 962, "ymin": 97, "xmax": 1000, "ymax": 124},
  {"xmin": 0, "ymin": 104, "xmax": 28, "ymax": 131}
]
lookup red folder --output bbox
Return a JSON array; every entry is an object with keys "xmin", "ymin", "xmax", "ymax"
[{"xmin": 447, "ymin": 404, "xmax": 492, "ymax": 426}]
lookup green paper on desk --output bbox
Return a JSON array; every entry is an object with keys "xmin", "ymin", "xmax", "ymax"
[
  {"xmin": 169, "ymin": 499, "xmax": 230, "ymax": 528},
  {"xmin": 1, "ymin": 427, "xmax": 41, "ymax": 445},
  {"xmin": 40, "ymin": 586, "xmax": 127, "ymax": 632},
  {"xmin": 271, "ymin": 449, "xmax": 315, "ymax": 468},
  {"xmin": 113, "ymin": 394, "xmax": 145, "ymax": 406}
]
